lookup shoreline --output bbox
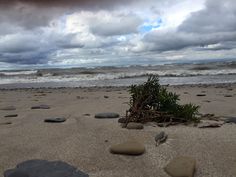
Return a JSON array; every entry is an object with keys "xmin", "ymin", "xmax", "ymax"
[{"xmin": 0, "ymin": 82, "xmax": 236, "ymax": 91}]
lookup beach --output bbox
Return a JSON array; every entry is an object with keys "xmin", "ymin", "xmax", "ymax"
[{"xmin": 0, "ymin": 84, "xmax": 236, "ymax": 177}]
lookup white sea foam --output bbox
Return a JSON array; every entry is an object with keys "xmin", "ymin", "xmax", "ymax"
[{"xmin": 0, "ymin": 70, "xmax": 38, "ymax": 76}]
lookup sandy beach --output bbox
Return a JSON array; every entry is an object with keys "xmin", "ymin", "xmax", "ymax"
[{"xmin": 0, "ymin": 84, "xmax": 236, "ymax": 177}]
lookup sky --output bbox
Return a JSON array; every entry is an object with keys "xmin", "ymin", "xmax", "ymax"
[{"xmin": 0, "ymin": 0, "xmax": 236, "ymax": 69}]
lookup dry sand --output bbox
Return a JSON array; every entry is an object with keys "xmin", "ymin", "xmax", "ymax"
[{"xmin": 0, "ymin": 84, "xmax": 236, "ymax": 177}]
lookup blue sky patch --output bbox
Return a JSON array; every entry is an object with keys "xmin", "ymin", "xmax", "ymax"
[{"xmin": 139, "ymin": 18, "xmax": 162, "ymax": 33}]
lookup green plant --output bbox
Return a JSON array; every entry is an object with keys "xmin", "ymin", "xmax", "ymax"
[{"xmin": 126, "ymin": 75, "xmax": 200, "ymax": 124}]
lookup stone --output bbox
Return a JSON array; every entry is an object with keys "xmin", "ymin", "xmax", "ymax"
[
  {"xmin": 224, "ymin": 116, "xmax": 236, "ymax": 124},
  {"xmin": 44, "ymin": 117, "xmax": 66, "ymax": 123},
  {"xmin": 118, "ymin": 118, "xmax": 127, "ymax": 123},
  {"xmin": 31, "ymin": 105, "xmax": 50, "ymax": 109},
  {"xmin": 126, "ymin": 122, "xmax": 144, "ymax": 129},
  {"xmin": 4, "ymin": 170, "xmax": 29, "ymax": 177},
  {"xmin": 164, "ymin": 156, "xmax": 196, "ymax": 177},
  {"xmin": 224, "ymin": 94, "xmax": 233, "ymax": 97},
  {"xmin": 104, "ymin": 95, "xmax": 109, "ymax": 98},
  {"xmin": 0, "ymin": 106, "xmax": 16, "ymax": 111},
  {"xmin": 4, "ymin": 114, "xmax": 18, "ymax": 118},
  {"xmin": 110, "ymin": 140, "xmax": 145, "ymax": 155},
  {"xmin": 83, "ymin": 114, "xmax": 91, "ymax": 116},
  {"xmin": 4, "ymin": 159, "xmax": 89, "ymax": 177},
  {"xmin": 95, "ymin": 112, "xmax": 119, "ymax": 119},
  {"xmin": 155, "ymin": 131, "xmax": 168, "ymax": 146},
  {"xmin": 0, "ymin": 121, "xmax": 12, "ymax": 125},
  {"xmin": 196, "ymin": 94, "xmax": 206, "ymax": 97}
]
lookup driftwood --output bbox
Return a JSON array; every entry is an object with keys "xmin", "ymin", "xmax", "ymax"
[{"xmin": 123, "ymin": 108, "xmax": 188, "ymax": 127}]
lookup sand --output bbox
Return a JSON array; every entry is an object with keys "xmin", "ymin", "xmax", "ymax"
[{"xmin": 0, "ymin": 84, "xmax": 236, "ymax": 177}]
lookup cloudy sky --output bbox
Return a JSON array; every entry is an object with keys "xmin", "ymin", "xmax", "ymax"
[{"xmin": 0, "ymin": 0, "xmax": 236, "ymax": 69}]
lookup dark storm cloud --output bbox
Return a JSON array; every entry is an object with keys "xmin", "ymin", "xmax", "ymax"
[
  {"xmin": 0, "ymin": 0, "xmax": 133, "ymax": 9},
  {"xmin": 141, "ymin": 0, "xmax": 236, "ymax": 52},
  {"xmin": 0, "ymin": 31, "xmax": 85, "ymax": 64},
  {"xmin": 178, "ymin": 0, "xmax": 236, "ymax": 33},
  {"xmin": 0, "ymin": 51, "xmax": 50, "ymax": 64},
  {"xmin": 143, "ymin": 31, "xmax": 236, "ymax": 52},
  {"xmin": 0, "ymin": 0, "xmax": 137, "ymax": 29}
]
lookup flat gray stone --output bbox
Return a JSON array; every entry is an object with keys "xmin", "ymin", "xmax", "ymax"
[
  {"xmin": 31, "ymin": 105, "xmax": 50, "ymax": 109},
  {"xmin": 0, "ymin": 121, "xmax": 12, "ymax": 125},
  {"xmin": 44, "ymin": 117, "xmax": 66, "ymax": 123},
  {"xmin": 95, "ymin": 112, "xmax": 119, "ymax": 119},
  {"xmin": 164, "ymin": 156, "xmax": 196, "ymax": 177},
  {"xmin": 126, "ymin": 122, "xmax": 144, "ymax": 129},
  {"xmin": 4, "ymin": 159, "xmax": 88, "ymax": 177},
  {"xmin": 110, "ymin": 140, "xmax": 145, "ymax": 155},
  {"xmin": 4, "ymin": 114, "xmax": 18, "ymax": 118},
  {"xmin": 196, "ymin": 94, "xmax": 206, "ymax": 97},
  {"xmin": 224, "ymin": 94, "xmax": 233, "ymax": 97},
  {"xmin": 0, "ymin": 106, "xmax": 16, "ymax": 111}
]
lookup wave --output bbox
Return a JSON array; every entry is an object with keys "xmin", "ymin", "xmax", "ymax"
[
  {"xmin": 0, "ymin": 70, "xmax": 38, "ymax": 76},
  {"xmin": 1, "ymin": 69, "xmax": 236, "ymax": 85}
]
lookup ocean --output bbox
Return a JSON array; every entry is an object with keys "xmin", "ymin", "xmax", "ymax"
[{"xmin": 0, "ymin": 60, "xmax": 236, "ymax": 89}]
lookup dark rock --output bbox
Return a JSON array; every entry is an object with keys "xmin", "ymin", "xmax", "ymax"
[
  {"xmin": 224, "ymin": 117, "xmax": 236, "ymax": 124},
  {"xmin": 4, "ymin": 114, "xmax": 18, "ymax": 118},
  {"xmin": 118, "ymin": 118, "xmax": 127, "ymax": 123},
  {"xmin": 83, "ymin": 114, "xmax": 91, "ymax": 116},
  {"xmin": 110, "ymin": 140, "xmax": 145, "ymax": 155},
  {"xmin": 224, "ymin": 94, "xmax": 233, "ymax": 97},
  {"xmin": 196, "ymin": 94, "xmax": 206, "ymax": 97},
  {"xmin": 4, "ymin": 159, "xmax": 89, "ymax": 177},
  {"xmin": 164, "ymin": 156, "xmax": 196, "ymax": 177},
  {"xmin": 31, "ymin": 105, "xmax": 50, "ymax": 109},
  {"xmin": 95, "ymin": 112, "xmax": 119, "ymax": 119},
  {"xmin": 104, "ymin": 95, "xmax": 109, "ymax": 98},
  {"xmin": 155, "ymin": 131, "xmax": 168, "ymax": 146},
  {"xmin": 0, "ymin": 121, "xmax": 12, "ymax": 125},
  {"xmin": 44, "ymin": 118, "xmax": 66, "ymax": 123},
  {"xmin": 126, "ymin": 122, "xmax": 144, "ymax": 129},
  {"xmin": 4, "ymin": 170, "xmax": 29, "ymax": 177},
  {"xmin": 0, "ymin": 106, "xmax": 16, "ymax": 111}
]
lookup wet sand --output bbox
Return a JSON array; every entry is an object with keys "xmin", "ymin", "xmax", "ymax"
[{"xmin": 0, "ymin": 84, "xmax": 236, "ymax": 177}]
